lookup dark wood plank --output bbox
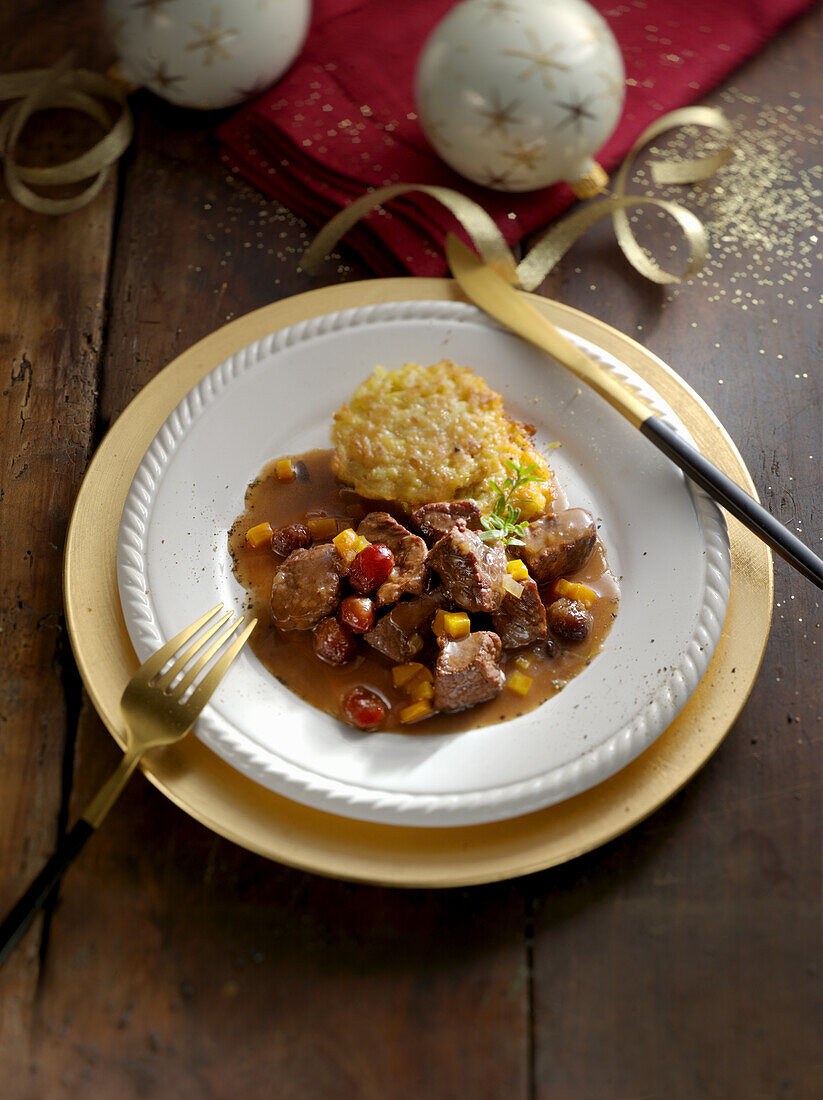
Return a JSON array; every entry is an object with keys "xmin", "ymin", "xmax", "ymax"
[
  {"xmin": 0, "ymin": 2, "xmax": 117, "ymax": 1088},
  {"xmin": 29, "ymin": 98, "xmax": 531, "ymax": 1098},
  {"xmin": 532, "ymin": 9, "xmax": 823, "ymax": 1097}
]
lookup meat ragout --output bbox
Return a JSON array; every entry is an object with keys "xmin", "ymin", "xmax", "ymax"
[{"xmin": 229, "ymin": 449, "xmax": 620, "ymax": 734}]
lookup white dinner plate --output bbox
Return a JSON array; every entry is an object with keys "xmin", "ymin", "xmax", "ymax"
[{"xmin": 117, "ymin": 300, "xmax": 730, "ymax": 827}]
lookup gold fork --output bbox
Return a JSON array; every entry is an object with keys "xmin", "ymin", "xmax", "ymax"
[{"xmin": 0, "ymin": 604, "xmax": 256, "ymax": 969}]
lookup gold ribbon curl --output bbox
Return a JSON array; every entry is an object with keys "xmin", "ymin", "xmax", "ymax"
[
  {"xmin": 303, "ymin": 106, "xmax": 733, "ymax": 289},
  {"xmin": 0, "ymin": 54, "xmax": 133, "ymax": 215}
]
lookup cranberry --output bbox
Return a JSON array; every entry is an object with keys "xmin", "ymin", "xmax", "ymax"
[
  {"xmin": 314, "ymin": 617, "xmax": 358, "ymax": 664},
  {"xmin": 340, "ymin": 687, "xmax": 387, "ymax": 730},
  {"xmin": 271, "ymin": 522, "xmax": 311, "ymax": 557},
  {"xmin": 547, "ymin": 598, "xmax": 592, "ymax": 643},
  {"xmin": 348, "ymin": 543, "xmax": 395, "ymax": 594},
  {"xmin": 339, "ymin": 595, "xmax": 376, "ymax": 634}
]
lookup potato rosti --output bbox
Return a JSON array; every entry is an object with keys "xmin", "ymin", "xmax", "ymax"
[{"xmin": 331, "ymin": 360, "xmax": 554, "ymax": 513}]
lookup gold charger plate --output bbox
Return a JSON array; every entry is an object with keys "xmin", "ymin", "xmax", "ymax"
[{"xmin": 64, "ymin": 278, "xmax": 773, "ymax": 887}]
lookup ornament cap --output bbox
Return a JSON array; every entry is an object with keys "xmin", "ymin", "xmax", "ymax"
[{"xmin": 570, "ymin": 161, "xmax": 609, "ymax": 199}]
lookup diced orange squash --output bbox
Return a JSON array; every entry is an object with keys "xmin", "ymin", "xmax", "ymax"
[
  {"xmin": 505, "ymin": 558, "xmax": 529, "ymax": 582},
  {"xmin": 507, "ymin": 670, "xmax": 533, "ymax": 696},
  {"xmin": 245, "ymin": 521, "xmax": 273, "ymax": 549},
  {"xmin": 443, "ymin": 611, "xmax": 470, "ymax": 639},
  {"xmin": 353, "ymin": 534, "xmax": 370, "ymax": 553},
  {"xmin": 514, "ymin": 654, "xmax": 533, "ymax": 671},
  {"xmin": 409, "ymin": 679, "xmax": 434, "ymax": 702},
  {"xmin": 306, "ymin": 516, "xmax": 338, "ymax": 540},
  {"xmin": 399, "ymin": 700, "xmax": 434, "ymax": 724},
  {"xmin": 392, "ymin": 664, "xmax": 434, "ymax": 697},
  {"xmin": 553, "ymin": 578, "xmax": 597, "ymax": 608},
  {"xmin": 275, "ymin": 458, "xmax": 296, "ymax": 482},
  {"xmin": 333, "ymin": 528, "xmax": 358, "ymax": 555},
  {"xmin": 392, "ymin": 662, "xmax": 427, "ymax": 689},
  {"xmin": 432, "ymin": 609, "xmax": 471, "ymax": 639}
]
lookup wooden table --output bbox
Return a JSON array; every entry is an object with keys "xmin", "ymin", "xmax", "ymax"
[{"xmin": 1, "ymin": 4, "xmax": 820, "ymax": 1096}]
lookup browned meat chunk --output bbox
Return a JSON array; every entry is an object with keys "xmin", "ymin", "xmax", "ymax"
[
  {"xmin": 364, "ymin": 590, "xmax": 448, "ymax": 664},
  {"xmin": 271, "ymin": 543, "xmax": 344, "ymax": 631},
  {"xmin": 547, "ymin": 597, "xmax": 592, "ymax": 643},
  {"xmin": 434, "ymin": 631, "xmax": 505, "ymax": 711},
  {"xmin": 357, "ymin": 512, "xmax": 427, "ymax": 606},
  {"xmin": 412, "ymin": 500, "xmax": 482, "ymax": 545},
  {"xmin": 426, "ymin": 521, "xmax": 507, "ymax": 613},
  {"xmin": 516, "ymin": 508, "xmax": 596, "ymax": 585},
  {"xmin": 492, "ymin": 577, "xmax": 547, "ymax": 649}
]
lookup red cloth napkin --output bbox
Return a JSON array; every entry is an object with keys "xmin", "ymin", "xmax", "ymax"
[{"xmin": 218, "ymin": 0, "xmax": 814, "ymax": 276}]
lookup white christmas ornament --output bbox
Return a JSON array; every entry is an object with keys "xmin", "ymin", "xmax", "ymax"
[
  {"xmin": 104, "ymin": 0, "xmax": 312, "ymax": 110},
  {"xmin": 415, "ymin": 0, "xmax": 625, "ymax": 192}
]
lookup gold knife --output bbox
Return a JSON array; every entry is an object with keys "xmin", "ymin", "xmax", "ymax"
[{"xmin": 445, "ymin": 232, "xmax": 823, "ymax": 589}]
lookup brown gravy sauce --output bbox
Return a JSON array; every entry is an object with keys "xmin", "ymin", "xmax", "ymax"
[{"xmin": 229, "ymin": 449, "xmax": 619, "ymax": 734}]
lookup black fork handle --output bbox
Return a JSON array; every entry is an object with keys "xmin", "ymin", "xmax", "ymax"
[
  {"xmin": 641, "ymin": 416, "xmax": 823, "ymax": 588},
  {"xmin": 0, "ymin": 818, "xmax": 95, "ymax": 969}
]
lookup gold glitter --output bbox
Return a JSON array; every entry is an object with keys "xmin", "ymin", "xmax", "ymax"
[{"xmin": 633, "ymin": 89, "xmax": 823, "ymax": 314}]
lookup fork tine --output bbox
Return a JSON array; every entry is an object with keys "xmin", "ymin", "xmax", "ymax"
[
  {"xmin": 170, "ymin": 615, "xmax": 243, "ymax": 698},
  {"xmin": 154, "ymin": 610, "xmax": 233, "ymax": 692},
  {"xmin": 137, "ymin": 604, "xmax": 224, "ymax": 681},
  {"xmin": 183, "ymin": 618, "xmax": 257, "ymax": 718}
]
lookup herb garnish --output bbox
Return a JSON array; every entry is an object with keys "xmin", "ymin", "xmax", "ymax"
[{"xmin": 478, "ymin": 460, "xmax": 544, "ymax": 547}]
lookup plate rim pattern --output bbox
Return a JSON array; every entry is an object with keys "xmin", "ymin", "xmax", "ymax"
[{"xmin": 116, "ymin": 300, "xmax": 731, "ymax": 825}]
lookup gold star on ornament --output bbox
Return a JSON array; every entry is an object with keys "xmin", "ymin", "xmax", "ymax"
[
  {"xmin": 131, "ymin": 0, "xmax": 174, "ymax": 22},
  {"xmin": 477, "ymin": 0, "xmax": 524, "ymax": 22},
  {"xmin": 553, "ymin": 96, "xmax": 598, "ymax": 133},
  {"xmin": 501, "ymin": 137, "xmax": 548, "ymax": 172},
  {"xmin": 477, "ymin": 164, "xmax": 518, "ymax": 188},
  {"xmin": 501, "ymin": 30, "xmax": 571, "ymax": 90},
  {"xmin": 147, "ymin": 59, "xmax": 185, "ymax": 90},
  {"xmin": 186, "ymin": 8, "xmax": 237, "ymax": 66},
  {"xmin": 475, "ymin": 91, "xmax": 524, "ymax": 139}
]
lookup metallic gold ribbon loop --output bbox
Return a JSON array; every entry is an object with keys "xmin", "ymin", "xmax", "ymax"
[
  {"xmin": 302, "ymin": 183, "xmax": 520, "ymax": 283},
  {"xmin": 604, "ymin": 104, "xmax": 733, "ymax": 287},
  {"xmin": 304, "ymin": 106, "xmax": 733, "ymax": 290},
  {"xmin": 0, "ymin": 54, "xmax": 133, "ymax": 215}
]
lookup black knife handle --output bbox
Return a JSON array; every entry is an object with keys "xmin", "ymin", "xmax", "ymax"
[
  {"xmin": 0, "ymin": 818, "xmax": 95, "ymax": 969},
  {"xmin": 641, "ymin": 416, "xmax": 823, "ymax": 589}
]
